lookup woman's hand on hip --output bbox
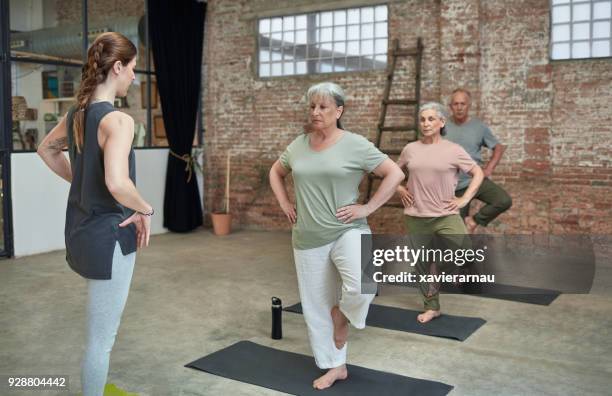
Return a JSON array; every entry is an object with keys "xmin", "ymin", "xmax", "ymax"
[
  {"xmin": 119, "ymin": 212, "xmax": 151, "ymax": 248},
  {"xmin": 280, "ymin": 201, "xmax": 297, "ymax": 224},
  {"xmin": 336, "ymin": 204, "xmax": 371, "ymax": 223},
  {"xmin": 397, "ymin": 185, "xmax": 414, "ymax": 208},
  {"xmin": 444, "ymin": 196, "xmax": 470, "ymax": 212}
]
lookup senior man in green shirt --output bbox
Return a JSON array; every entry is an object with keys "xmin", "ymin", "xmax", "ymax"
[
  {"xmin": 270, "ymin": 82, "xmax": 404, "ymax": 390},
  {"xmin": 445, "ymin": 88, "xmax": 512, "ymax": 233}
]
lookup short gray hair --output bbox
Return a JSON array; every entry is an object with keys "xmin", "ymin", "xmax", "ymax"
[
  {"xmin": 306, "ymin": 82, "xmax": 346, "ymax": 108},
  {"xmin": 450, "ymin": 88, "xmax": 472, "ymax": 103},
  {"xmin": 419, "ymin": 102, "xmax": 448, "ymax": 135},
  {"xmin": 420, "ymin": 102, "xmax": 448, "ymax": 121}
]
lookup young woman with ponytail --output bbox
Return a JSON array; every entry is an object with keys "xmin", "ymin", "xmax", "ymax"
[{"xmin": 37, "ymin": 32, "xmax": 152, "ymax": 396}]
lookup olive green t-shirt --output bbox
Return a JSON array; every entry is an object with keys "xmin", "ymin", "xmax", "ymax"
[{"xmin": 280, "ymin": 131, "xmax": 387, "ymax": 250}]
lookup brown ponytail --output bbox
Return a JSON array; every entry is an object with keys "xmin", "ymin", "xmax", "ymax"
[{"xmin": 72, "ymin": 32, "xmax": 137, "ymax": 152}]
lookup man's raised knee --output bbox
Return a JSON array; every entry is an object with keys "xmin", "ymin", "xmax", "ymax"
[{"xmin": 499, "ymin": 195, "xmax": 512, "ymax": 211}]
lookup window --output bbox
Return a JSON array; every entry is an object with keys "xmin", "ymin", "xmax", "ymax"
[
  {"xmin": 551, "ymin": 0, "xmax": 612, "ymax": 59},
  {"xmin": 8, "ymin": 0, "xmax": 167, "ymax": 150},
  {"xmin": 10, "ymin": 62, "xmax": 82, "ymax": 150},
  {"xmin": 258, "ymin": 5, "xmax": 388, "ymax": 77}
]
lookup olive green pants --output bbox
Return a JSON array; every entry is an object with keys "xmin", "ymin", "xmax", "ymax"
[
  {"xmin": 404, "ymin": 214, "xmax": 470, "ymax": 311},
  {"xmin": 455, "ymin": 178, "xmax": 512, "ymax": 226}
]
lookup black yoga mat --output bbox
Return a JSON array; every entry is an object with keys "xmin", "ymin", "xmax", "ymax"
[
  {"xmin": 186, "ymin": 341, "xmax": 453, "ymax": 396},
  {"xmin": 285, "ymin": 303, "xmax": 485, "ymax": 342},
  {"xmin": 466, "ymin": 284, "xmax": 560, "ymax": 305},
  {"xmin": 407, "ymin": 282, "xmax": 560, "ymax": 306},
  {"xmin": 478, "ymin": 293, "xmax": 558, "ymax": 305}
]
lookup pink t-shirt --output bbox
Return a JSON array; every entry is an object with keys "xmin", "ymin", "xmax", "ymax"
[{"xmin": 397, "ymin": 139, "xmax": 476, "ymax": 217}]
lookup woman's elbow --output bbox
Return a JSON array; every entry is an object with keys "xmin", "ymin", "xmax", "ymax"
[
  {"xmin": 36, "ymin": 145, "xmax": 52, "ymax": 161},
  {"xmin": 268, "ymin": 168, "xmax": 278, "ymax": 186},
  {"xmin": 105, "ymin": 177, "xmax": 125, "ymax": 195},
  {"xmin": 395, "ymin": 167, "xmax": 405, "ymax": 181},
  {"xmin": 387, "ymin": 165, "xmax": 405, "ymax": 185},
  {"xmin": 36, "ymin": 148, "xmax": 45, "ymax": 162},
  {"xmin": 269, "ymin": 162, "xmax": 287, "ymax": 184},
  {"xmin": 378, "ymin": 169, "xmax": 404, "ymax": 190}
]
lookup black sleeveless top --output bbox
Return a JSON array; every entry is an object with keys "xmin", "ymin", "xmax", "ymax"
[{"xmin": 65, "ymin": 102, "xmax": 137, "ymax": 280}]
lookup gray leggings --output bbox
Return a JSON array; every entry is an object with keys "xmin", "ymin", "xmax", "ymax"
[{"xmin": 82, "ymin": 242, "xmax": 135, "ymax": 396}]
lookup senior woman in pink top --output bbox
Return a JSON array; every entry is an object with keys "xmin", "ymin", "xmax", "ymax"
[{"xmin": 397, "ymin": 102, "xmax": 484, "ymax": 323}]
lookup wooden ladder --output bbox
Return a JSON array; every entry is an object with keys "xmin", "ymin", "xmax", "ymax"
[{"xmin": 364, "ymin": 38, "xmax": 423, "ymax": 206}]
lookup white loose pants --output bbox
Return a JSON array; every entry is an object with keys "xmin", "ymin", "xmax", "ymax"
[{"xmin": 293, "ymin": 228, "xmax": 375, "ymax": 369}]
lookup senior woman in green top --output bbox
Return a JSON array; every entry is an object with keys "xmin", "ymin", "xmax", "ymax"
[{"xmin": 270, "ymin": 82, "xmax": 404, "ymax": 390}]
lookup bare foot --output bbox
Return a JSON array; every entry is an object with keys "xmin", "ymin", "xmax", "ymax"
[
  {"xmin": 331, "ymin": 306, "xmax": 349, "ymax": 349},
  {"xmin": 417, "ymin": 310, "xmax": 441, "ymax": 323},
  {"xmin": 313, "ymin": 365, "xmax": 348, "ymax": 390},
  {"xmin": 464, "ymin": 216, "xmax": 478, "ymax": 234}
]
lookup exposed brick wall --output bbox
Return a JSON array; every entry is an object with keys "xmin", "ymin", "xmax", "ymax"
[
  {"xmin": 203, "ymin": 0, "xmax": 612, "ymax": 234},
  {"xmin": 56, "ymin": 0, "xmax": 144, "ymax": 25}
]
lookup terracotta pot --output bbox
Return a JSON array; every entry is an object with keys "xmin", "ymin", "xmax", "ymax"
[{"xmin": 211, "ymin": 212, "xmax": 231, "ymax": 236}]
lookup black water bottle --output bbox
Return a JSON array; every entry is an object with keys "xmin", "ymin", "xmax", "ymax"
[{"xmin": 271, "ymin": 297, "xmax": 282, "ymax": 340}]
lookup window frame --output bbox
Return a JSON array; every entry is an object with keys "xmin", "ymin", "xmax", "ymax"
[
  {"xmin": 256, "ymin": 4, "xmax": 389, "ymax": 79},
  {"xmin": 0, "ymin": 0, "xmax": 14, "ymax": 256},
  {"xmin": 550, "ymin": 0, "xmax": 612, "ymax": 61},
  {"xmin": 6, "ymin": 0, "xmax": 166, "ymax": 152}
]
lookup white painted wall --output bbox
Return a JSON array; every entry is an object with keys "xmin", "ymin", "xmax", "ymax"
[{"xmin": 11, "ymin": 149, "xmax": 171, "ymax": 257}]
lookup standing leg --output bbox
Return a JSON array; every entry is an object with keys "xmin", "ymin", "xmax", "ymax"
[
  {"xmin": 415, "ymin": 262, "xmax": 441, "ymax": 323},
  {"xmin": 293, "ymin": 243, "xmax": 348, "ymax": 390},
  {"xmin": 404, "ymin": 216, "xmax": 439, "ymax": 323},
  {"xmin": 304, "ymin": 228, "xmax": 375, "ymax": 390},
  {"xmin": 293, "ymin": 243, "xmax": 346, "ymax": 369},
  {"xmin": 81, "ymin": 242, "xmax": 135, "ymax": 396},
  {"xmin": 419, "ymin": 215, "xmax": 470, "ymax": 322},
  {"xmin": 435, "ymin": 214, "xmax": 481, "ymax": 293}
]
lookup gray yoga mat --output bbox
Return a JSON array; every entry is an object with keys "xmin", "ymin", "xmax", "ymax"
[
  {"xmin": 186, "ymin": 341, "xmax": 453, "ymax": 396},
  {"xmin": 285, "ymin": 302, "xmax": 485, "ymax": 342}
]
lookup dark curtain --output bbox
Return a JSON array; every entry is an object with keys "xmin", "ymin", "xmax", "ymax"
[{"xmin": 148, "ymin": 0, "xmax": 205, "ymax": 232}]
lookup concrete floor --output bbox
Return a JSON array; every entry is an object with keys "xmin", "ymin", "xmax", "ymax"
[{"xmin": 1, "ymin": 229, "xmax": 612, "ymax": 396}]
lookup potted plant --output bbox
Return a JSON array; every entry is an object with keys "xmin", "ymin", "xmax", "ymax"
[{"xmin": 211, "ymin": 151, "xmax": 232, "ymax": 235}]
